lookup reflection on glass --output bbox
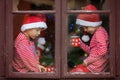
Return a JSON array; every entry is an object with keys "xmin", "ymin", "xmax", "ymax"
[
  {"xmin": 12, "ymin": 14, "xmax": 55, "ymax": 73},
  {"xmin": 67, "ymin": 13, "xmax": 110, "ymax": 74},
  {"xmin": 13, "ymin": 0, "xmax": 55, "ymax": 11},
  {"xmin": 67, "ymin": 0, "xmax": 109, "ymax": 10}
]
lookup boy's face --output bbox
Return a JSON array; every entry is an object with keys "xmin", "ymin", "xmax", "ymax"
[
  {"xmin": 83, "ymin": 26, "xmax": 98, "ymax": 34},
  {"xmin": 26, "ymin": 28, "xmax": 42, "ymax": 39}
]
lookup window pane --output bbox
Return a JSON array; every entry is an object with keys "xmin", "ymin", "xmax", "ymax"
[
  {"xmin": 13, "ymin": 0, "xmax": 55, "ymax": 11},
  {"xmin": 13, "ymin": 14, "xmax": 55, "ymax": 73},
  {"xmin": 67, "ymin": 13, "xmax": 110, "ymax": 74},
  {"xmin": 67, "ymin": 0, "xmax": 109, "ymax": 10}
]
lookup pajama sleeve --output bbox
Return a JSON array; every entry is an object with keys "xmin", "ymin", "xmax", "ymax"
[
  {"xmin": 79, "ymin": 41, "xmax": 91, "ymax": 54},
  {"xmin": 15, "ymin": 40, "xmax": 40, "ymax": 72}
]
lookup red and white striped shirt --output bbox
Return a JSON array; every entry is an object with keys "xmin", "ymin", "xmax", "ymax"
[
  {"xmin": 80, "ymin": 27, "xmax": 109, "ymax": 72},
  {"xmin": 13, "ymin": 33, "xmax": 40, "ymax": 72}
]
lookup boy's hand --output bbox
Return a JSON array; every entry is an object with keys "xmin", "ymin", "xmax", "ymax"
[
  {"xmin": 38, "ymin": 65, "xmax": 46, "ymax": 72},
  {"xmin": 82, "ymin": 61, "xmax": 87, "ymax": 66}
]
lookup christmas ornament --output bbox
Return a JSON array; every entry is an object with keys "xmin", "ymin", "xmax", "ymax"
[{"xmin": 70, "ymin": 36, "xmax": 80, "ymax": 47}]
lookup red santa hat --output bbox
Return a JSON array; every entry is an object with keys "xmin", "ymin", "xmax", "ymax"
[
  {"xmin": 76, "ymin": 4, "xmax": 102, "ymax": 27},
  {"xmin": 21, "ymin": 14, "xmax": 47, "ymax": 32}
]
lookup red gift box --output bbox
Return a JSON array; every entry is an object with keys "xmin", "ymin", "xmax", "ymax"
[
  {"xmin": 46, "ymin": 66, "xmax": 54, "ymax": 72},
  {"xmin": 70, "ymin": 36, "xmax": 80, "ymax": 47}
]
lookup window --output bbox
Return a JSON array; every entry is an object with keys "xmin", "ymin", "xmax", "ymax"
[
  {"xmin": 6, "ymin": 0, "xmax": 61, "ymax": 78},
  {"xmin": 5, "ymin": 0, "xmax": 116, "ymax": 79},
  {"xmin": 61, "ymin": 0, "xmax": 115, "ymax": 78}
]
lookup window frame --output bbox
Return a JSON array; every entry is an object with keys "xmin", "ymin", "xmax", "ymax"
[
  {"xmin": 61, "ymin": 0, "xmax": 116, "ymax": 78},
  {"xmin": 5, "ymin": 0, "xmax": 116, "ymax": 79},
  {"xmin": 5, "ymin": 0, "xmax": 61, "ymax": 78}
]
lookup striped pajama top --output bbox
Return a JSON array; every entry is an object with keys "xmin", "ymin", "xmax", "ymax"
[
  {"xmin": 12, "ymin": 33, "xmax": 40, "ymax": 72},
  {"xmin": 80, "ymin": 27, "xmax": 109, "ymax": 72}
]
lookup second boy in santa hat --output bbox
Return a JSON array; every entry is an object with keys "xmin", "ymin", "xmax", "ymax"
[
  {"xmin": 70, "ymin": 4, "xmax": 109, "ymax": 73},
  {"xmin": 13, "ymin": 14, "xmax": 47, "ymax": 72}
]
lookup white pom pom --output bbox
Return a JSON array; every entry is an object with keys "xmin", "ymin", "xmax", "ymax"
[
  {"xmin": 37, "ymin": 37, "xmax": 46, "ymax": 50},
  {"xmin": 81, "ymin": 35, "xmax": 90, "ymax": 42},
  {"xmin": 38, "ymin": 37, "xmax": 46, "ymax": 45}
]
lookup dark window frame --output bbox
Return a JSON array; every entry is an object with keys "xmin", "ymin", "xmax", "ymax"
[
  {"xmin": 5, "ymin": 0, "xmax": 61, "ymax": 78},
  {"xmin": 61, "ymin": 0, "xmax": 116, "ymax": 78},
  {"xmin": 5, "ymin": 0, "xmax": 116, "ymax": 79}
]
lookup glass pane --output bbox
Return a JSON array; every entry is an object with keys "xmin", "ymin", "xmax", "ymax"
[
  {"xmin": 13, "ymin": 0, "xmax": 55, "ymax": 11},
  {"xmin": 13, "ymin": 14, "xmax": 55, "ymax": 73},
  {"xmin": 67, "ymin": 13, "xmax": 110, "ymax": 74},
  {"xmin": 67, "ymin": 0, "xmax": 109, "ymax": 10}
]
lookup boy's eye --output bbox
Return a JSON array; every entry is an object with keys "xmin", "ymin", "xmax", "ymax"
[{"xmin": 36, "ymin": 29, "xmax": 41, "ymax": 31}]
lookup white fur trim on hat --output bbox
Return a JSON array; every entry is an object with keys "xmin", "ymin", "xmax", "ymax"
[
  {"xmin": 76, "ymin": 19, "xmax": 102, "ymax": 27},
  {"xmin": 21, "ymin": 22, "xmax": 47, "ymax": 32}
]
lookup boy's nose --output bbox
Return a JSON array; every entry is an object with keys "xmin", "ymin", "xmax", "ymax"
[{"xmin": 38, "ymin": 32, "xmax": 40, "ymax": 35}]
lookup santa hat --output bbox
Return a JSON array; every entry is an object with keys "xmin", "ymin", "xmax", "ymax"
[
  {"xmin": 21, "ymin": 14, "xmax": 47, "ymax": 32},
  {"xmin": 76, "ymin": 4, "xmax": 102, "ymax": 27}
]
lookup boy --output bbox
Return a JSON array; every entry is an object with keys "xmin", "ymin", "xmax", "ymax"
[
  {"xmin": 13, "ymin": 14, "xmax": 47, "ymax": 72},
  {"xmin": 70, "ymin": 4, "xmax": 109, "ymax": 73}
]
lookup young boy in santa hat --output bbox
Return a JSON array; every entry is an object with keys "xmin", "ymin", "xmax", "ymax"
[
  {"xmin": 13, "ymin": 14, "xmax": 47, "ymax": 72},
  {"xmin": 70, "ymin": 4, "xmax": 109, "ymax": 73}
]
